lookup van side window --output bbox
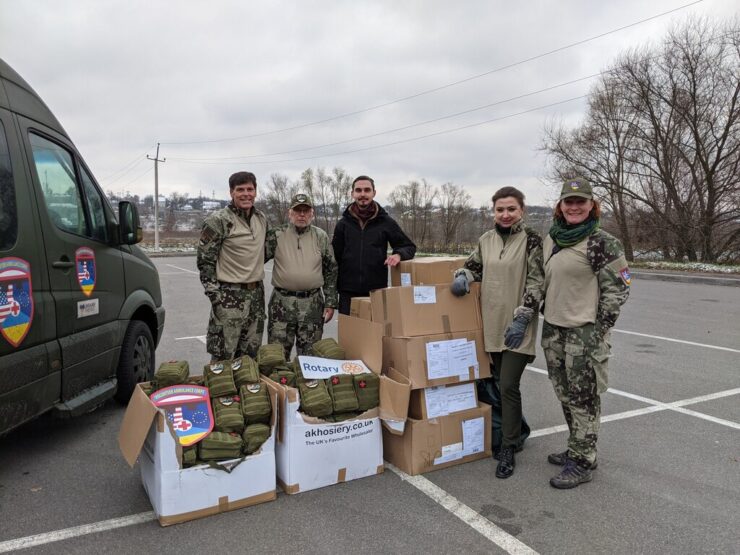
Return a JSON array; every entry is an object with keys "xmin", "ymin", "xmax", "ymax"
[
  {"xmin": 79, "ymin": 166, "xmax": 108, "ymax": 242},
  {"xmin": 0, "ymin": 121, "xmax": 17, "ymax": 251},
  {"xmin": 29, "ymin": 133, "xmax": 86, "ymax": 236}
]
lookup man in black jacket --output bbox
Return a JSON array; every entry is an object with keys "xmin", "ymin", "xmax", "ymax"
[{"xmin": 332, "ymin": 175, "xmax": 417, "ymax": 314}]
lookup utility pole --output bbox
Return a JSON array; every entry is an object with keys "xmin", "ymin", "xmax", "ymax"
[{"xmin": 147, "ymin": 143, "xmax": 166, "ymax": 251}]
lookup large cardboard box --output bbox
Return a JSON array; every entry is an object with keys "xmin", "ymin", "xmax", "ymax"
[
  {"xmin": 371, "ymin": 284, "xmax": 482, "ymax": 337},
  {"xmin": 118, "ymin": 378, "xmax": 277, "ymax": 526},
  {"xmin": 390, "ymin": 256, "xmax": 467, "ymax": 287},
  {"xmin": 383, "ymin": 328, "xmax": 490, "ymax": 389},
  {"xmin": 273, "ymin": 315, "xmax": 410, "ymax": 494},
  {"xmin": 349, "ymin": 296, "xmax": 372, "ymax": 320},
  {"xmin": 383, "ymin": 403, "xmax": 492, "ymax": 476},
  {"xmin": 408, "ymin": 381, "xmax": 479, "ymax": 420}
]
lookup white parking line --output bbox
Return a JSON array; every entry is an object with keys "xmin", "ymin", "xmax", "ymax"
[
  {"xmin": 610, "ymin": 329, "xmax": 740, "ymax": 354},
  {"xmin": 175, "ymin": 335, "xmax": 206, "ymax": 344},
  {"xmin": 387, "ymin": 464, "xmax": 539, "ymax": 555},
  {"xmin": 166, "ymin": 264, "xmax": 198, "ymax": 274},
  {"xmin": 0, "ymin": 512, "xmax": 155, "ymax": 553}
]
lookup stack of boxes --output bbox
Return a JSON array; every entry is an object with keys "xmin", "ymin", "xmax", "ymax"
[{"xmin": 359, "ymin": 256, "xmax": 493, "ymax": 475}]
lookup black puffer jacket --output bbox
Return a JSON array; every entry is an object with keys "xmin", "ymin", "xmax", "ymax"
[{"xmin": 332, "ymin": 203, "xmax": 416, "ymax": 293}]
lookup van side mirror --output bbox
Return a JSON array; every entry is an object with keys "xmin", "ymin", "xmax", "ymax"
[{"xmin": 119, "ymin": 201, "xmax": 143, "ymax": 245}]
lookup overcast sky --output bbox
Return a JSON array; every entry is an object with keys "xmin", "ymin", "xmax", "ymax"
[{"xmin": 1, "ymin": 0, "xmax": 737, "ymax": 207}]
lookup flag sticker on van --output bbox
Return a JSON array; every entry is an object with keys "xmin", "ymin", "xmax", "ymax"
[
  {"xmin": 75, "ymin": 247, "xmax": 96, "ymax": 297},
  {"xmin": 0, "ymin": 257, "xmax": 34, "ymax": 348}
]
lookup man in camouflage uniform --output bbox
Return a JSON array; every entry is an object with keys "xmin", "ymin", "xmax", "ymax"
[
  {"xmin": 265, "ymin": 193, "xmax": 338, "ymax": 359},
  {"xmin": 197, "ymin": 171, "xmax": 269, "ymax": 361},
  {"xmin": 541, "ymin": 177, "xmax": 630, "ymax": 489}
]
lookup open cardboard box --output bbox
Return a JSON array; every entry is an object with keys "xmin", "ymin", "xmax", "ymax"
[
  {"xmin": 383, "ymin": 402, "xmax": 492, "ymax": 476},
  {"xmin": 272, "ymin": 314, "xmax": 410, "ymax": 494},
  {"xmin": 118, "ymin": 376, "xmax": 277, "ymax": 526}
]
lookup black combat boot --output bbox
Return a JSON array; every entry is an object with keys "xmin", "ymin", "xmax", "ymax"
[
  {"xmin": 549, "ymin": 458, "xmax": 593, "ymax": 489},
  {"xmin": 547, "ymin": 450, "xmax": 597, "ymax": 469},
  {"xmin": 493, "ymin": 443, "xmax": 523, "ymax": 460},
  {"xmin": 495, "ymin": 447, "xmax": 515, "ymax": 479}
]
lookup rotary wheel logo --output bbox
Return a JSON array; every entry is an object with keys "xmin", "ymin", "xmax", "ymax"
[{"xmin": 341, "ymin": 362, "xmax": 364, "ymax": 374}]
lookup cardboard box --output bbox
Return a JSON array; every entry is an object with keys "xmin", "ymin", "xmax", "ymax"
[
  {"xmin": 118, "ymin": 377, "xmax": 277, "ymax": 526},
  {"xmin": 383, "ymin": 403, "xmax": 492, "ymax": 476},
  {"xmin": 409, "ymin": 381, "xmax": 479, "ymax": 420},
  {"xmin": 273, "ymin": 315, "xmax": 410, "ymax": 494},
  {"xmin": 371, "ymin": 284, "xmax": 482, "ymax": 337},
  {"xmin": 349, "ymin": 296, "xmax": 372, "ymax": 321},
  {"xmin": 390, "ymin": 256, "xmax": 467, "ymax": 287},
  {"xmin": 383, "ymin": 328, "xmax": 491, "ymax": 389}
]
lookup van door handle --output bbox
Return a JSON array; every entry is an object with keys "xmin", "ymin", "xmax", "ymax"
[{"xmin": 52, "ymin": 260, "xmax": 74, "ymax": 269}]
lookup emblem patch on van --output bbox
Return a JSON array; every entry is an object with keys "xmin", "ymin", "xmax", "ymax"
[
  {"xmin": 0, "ymin": 257, "xmax": 34, "ymax": 348},
  {"xmin": 75, "ymin": 247, "xmax": 96, "ymax": 297}
]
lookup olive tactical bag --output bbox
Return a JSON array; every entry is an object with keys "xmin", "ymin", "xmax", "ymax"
[
  {"xmin": 353, "ymin": 372, "xmax": 380, "ymax": 411},
  {"xmin": 203, "ymin": 361, "xmax": 237, "ymax": 397},
  {"xmin": 182, "ymin": 445, "xmax": 198, "ymax": 467},
  {"xmin": 297, "ymin": 377, "xmax": 333, "ymax": 418},
  {"xmin": 152, "ymin": 360, "xmax": 189, "ymax": 390},
  {"xmin": 239, "ymin": 382, "xmax": 272, "ymax": 425},
  {"xmin": 212, "ymin": 395, "xmax": 245, "ymax": 433},
  {"xmin": 311, "ymin": 338, "xmax": 346, "ymax": 360},
  {"xmin": 325, "ymin": 412, "xmax": 362, "ymax": 422},
  {"xmin": 198, "ymin": 431, "xmax": 242, "ymax": 461},
  {"xmin": 327, "ymin": 374, "xmax": 360, "ymax": 413},
  {"xmin": 242, "ymin": 423, "xmax": 271, "ymax": 455},
  {"xmin": 231, "ymin": 355, "xmax": 260, "ymax": 388},
  {"xmin": 257, "ymin": 344, "xmax": 286, "ymax": 374},
  {"xmin": 269, "ymin": 367, "xmax": 297, "ymax": 388}
]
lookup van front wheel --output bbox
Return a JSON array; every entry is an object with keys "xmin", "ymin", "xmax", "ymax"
[{"xmin": 115, "ymin": 320, "xmax": 155, "ymax": 402}]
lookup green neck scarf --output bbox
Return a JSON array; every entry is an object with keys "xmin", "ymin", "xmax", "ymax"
[{"xmin": 549, "ymin": 217, "xmax": 599, "ymax": 248}]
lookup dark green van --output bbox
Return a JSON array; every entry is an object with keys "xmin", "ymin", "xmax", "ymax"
[{"xmin": 0, "ymin": 58, "xmax": 165, "ymax": 435}]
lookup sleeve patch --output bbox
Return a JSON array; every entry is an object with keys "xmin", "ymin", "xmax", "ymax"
[{"xmin": 619, "ymin": 267, "xmax": 631, "ymax": 286}]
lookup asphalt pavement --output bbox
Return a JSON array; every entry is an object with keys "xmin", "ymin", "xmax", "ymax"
[{"xmin": 1, "ymin": 257, "xmax": 738, "ymax": 554}]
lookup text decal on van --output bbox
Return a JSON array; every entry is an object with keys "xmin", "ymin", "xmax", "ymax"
[
  {"xmin": 75, "ymin": 247, "xmax": 96, "ymax": 297},
  {"xmin": 0, "ymin": 257, "xmax": 34, "ymax": 347}
]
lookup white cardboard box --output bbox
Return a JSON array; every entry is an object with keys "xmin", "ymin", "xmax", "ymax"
[
  {"xmin": 118, "ymin": 380, "xmax": 277, "ymax": 526},
  {"xmin": 272, "ymin": 315, "xmax": 410, "ymax": 494}
]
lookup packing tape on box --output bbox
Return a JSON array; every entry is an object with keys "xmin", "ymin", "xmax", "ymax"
[
  {"xmin": 442, "ymin": 315, "xmax": 451, "ymax": 333},
  {"xmin": 337, "ymin": 468, "xmax": 347, "ymax": 483}
]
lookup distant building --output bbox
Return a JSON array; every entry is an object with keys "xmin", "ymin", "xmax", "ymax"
[{"xmin": 202, "ymin": 200, "xmax": 221, "ymax": 211}]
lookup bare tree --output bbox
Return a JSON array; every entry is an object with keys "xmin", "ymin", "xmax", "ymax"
[
  {"xmin": 389, "ymin": 179, "xmax": 438, "ymax": 250},
  {"xmin": 262, "ymin": 172, "xmax": 297, "ymax": 225},
  {"xmin": 437, "ymin": 182, "xmax": 472, "ymax": 247}
]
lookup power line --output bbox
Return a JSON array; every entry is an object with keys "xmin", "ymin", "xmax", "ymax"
[
  {"xmin": 99, "ymin": 152, "xmax": 148, "ymax": 183},
  {"xmin": 159, "ymin": 0, "xmax": 704, "ymax": 146},
  {"xmin": 168, "ymin": 95, "xmax": 587, "ymax": 167}
]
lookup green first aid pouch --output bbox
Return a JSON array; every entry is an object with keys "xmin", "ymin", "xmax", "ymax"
[
  {"xmin": 152, "ymin": 360, "xmax": 189, "ymax": 389},
  {"xmin": 182, "ymin": 446, "xmax": 198, "ymax": 468},
  {"xmin": 257, "ymin": 344, "xmax": 286, "ymax": 374},
  {"xmin": 297, "ymin": 377, "xmax": 333, "ymax": 418},
  {"xmin": 353, "ymin": 372, "xmax": 380, "ymax": 411},
  {"xmin": 291, "ymin": 357, "xmax": 303, "ymax": 379},
  {"xmin": 242, "ymin": 423, "xmax": 271, "ymax": 455},
  {"xmin": 212, "ymin": 395, "xmax": 245, "ymax": 433},
  {"xmin": 203, "ymin": 361, "xmax": 237, "ymax": 398},
  {"xmin": 325, "ymin": 412, "xmax": 362, "ymax": 423},
  {"xmin": 269, "ymin": 367, "xmax": 296, "ymax": 388},
  {"xmin": 311, "ymin": 338, "xmax": 346, "ymax": 360},
  {"xmin": 231, "ymin": 355, "xmax": 260, "ymax": 388},
  {"xmin": 198, "ymin": 431, "xmax": 242, "ymax": 461},
  {"xmin": 327, "ymin": 374, "xmax": 360, "ymax": 413},
  {"xmin": 239, "ymin": 382, "xmax": 272, "ymax": 425}
]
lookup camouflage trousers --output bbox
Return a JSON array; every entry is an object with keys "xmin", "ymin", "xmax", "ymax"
[
  {"xmin": 541, "ymin": 320, "xmax": 611, "ymax": 467},
  {"xmin": 267, "ymin": 288, "xmax": 325, "ymax": 360},
  {"xmin": 206, "ymin": 282, "xmax": 265, "ymax": 361}
]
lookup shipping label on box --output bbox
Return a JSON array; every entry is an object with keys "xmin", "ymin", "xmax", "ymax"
[
  {"xmin": 371, "ymin": 284, "xmax": 482, "ymax": 337},
  {"xmin": 409, "ymin": 381, "xmax": 478, "ymax": 419},
  {"xmin": 383, "ymin": 328, "xmax": 491, "ymax": 389}
]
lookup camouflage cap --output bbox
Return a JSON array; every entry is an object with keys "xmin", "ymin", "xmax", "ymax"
[
  {"xmin": 558, "ymin": 177, "xmax": 593, "ymax": 200},
  {"xmin": 290, "ymin": 193, "xmax": 313, "ymax": 209}
]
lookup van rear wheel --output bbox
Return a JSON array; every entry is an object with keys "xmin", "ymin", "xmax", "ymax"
[{"xmin": 115, "ymin": 320, "xmax": 155, "ymax": 402}]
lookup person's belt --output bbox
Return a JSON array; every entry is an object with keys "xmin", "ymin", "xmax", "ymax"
[
  {"xmin": 219, "ymin": 281, "xmax": 261, "ymax": 290},
  {"xmin": 275, "ymin": 287, "xmax": 320, "ymax": 298}
]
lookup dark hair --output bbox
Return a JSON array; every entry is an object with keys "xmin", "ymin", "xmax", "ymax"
[
  {"xmin": 491, "ymin": 186, "xmax": 525, "ymax": 209},
  {"xmin": 352, "ymin": 175, "xmax": 375, "ymax": 190},
  {"xmin": 229, "ymin": 171, "xmax": 257, "ymax": 191},
  {"xmin": 554, "ymin": 198, "xmax": 601, "ymax": 220}
]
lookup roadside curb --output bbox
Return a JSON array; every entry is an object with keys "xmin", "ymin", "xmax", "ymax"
[{"xmin": 632, "ymin": 270, "xmax": 740, "ymax": 287}]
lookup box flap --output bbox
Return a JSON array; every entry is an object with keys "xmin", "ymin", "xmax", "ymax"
[
  {"xmin": 379, "ymin": 367, "xmax": 411, "ymax": 432},
  {"xmin": 338, "ymin": 314, "xmax": 383, "ymax": 374},
  {"xmin": 118, "ymin": 385, "xmax": 159, "ymax": 467}
]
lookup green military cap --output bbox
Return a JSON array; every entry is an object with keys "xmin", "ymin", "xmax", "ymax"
[
  {"xmin": 559, "ymin": 177, "xmax": 593, "ymax": 200},
  {"xmin": 290, "ymin": 193, "xmax": 313, "ymax": 209}
]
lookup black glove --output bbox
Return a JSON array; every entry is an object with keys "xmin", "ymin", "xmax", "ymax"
[
  {"xmin": 504, "ymin": 313, "xmax": 530, "ymax": 349},
  {"xmin": 451, "ymin": 273, "xmax": 470, "ymax": 296}
]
